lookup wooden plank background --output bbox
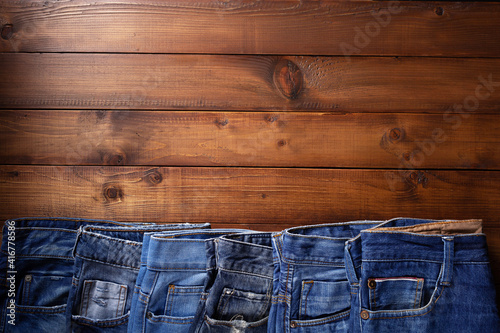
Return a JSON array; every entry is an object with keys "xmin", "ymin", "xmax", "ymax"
[{"xmin": 1, "ymin": 0, "xmax": 500, "ymax": 305}]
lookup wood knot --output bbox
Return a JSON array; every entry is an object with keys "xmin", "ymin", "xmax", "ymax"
[
  {"xmin": 102, "ymin": 152, "xmax": 126, "ymax": 165},
  {"xmin": 103, "ymin": 185, "xmax": 123, "ymax": 202},
  {"xmin": 215, "ymin": 118, "xmax": 229, "ymax": 128},
  {"xmin": 273, "ymin": 59, "xmax": 303, "ymax": 100},
  {"xmin": 434, "ymin": 7, "xmax": 444, "ymax": 16},
  {"xmin": 277, "ymin": 139, "xmax": 287, "ymax": 147},
  {"xmin": 1, "ymin": 24, "xmax": 13, "ymax": 40},
  {"xmin": 145, "ymin": 171, "xmax": 163, "ymax": 185},
  {"xmin": 267, "ymin": 115, "xmax": 278, "ymax": 123},
  {"xmin": 408, "ymin": 171, "xmax": 428, "ymax": 188},
  {"xmin": 389, "ymin": 128, "xmax": 404, "ymax": 142}
]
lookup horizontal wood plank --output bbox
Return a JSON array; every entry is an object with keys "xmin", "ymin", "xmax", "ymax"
[
  {"xmin": 1, "ymin": 1, "xmax": 500, "ymax": 56},
  {"xmin": 1, "ymin": 54, "xmax": 500, "ymax": 112},
  {"xmin": 0, "ymin": 166, "xmax": 499, "ymax": 225},
  {"xmin": 1, "ymin": 110, "xmax": 500, "ymax": 169}
]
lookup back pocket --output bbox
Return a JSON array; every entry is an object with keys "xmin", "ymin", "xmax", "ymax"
[
  {"xmin": 299, "ymin": 280, "xmax": 350, "ymax": 320},
  {"xmin": 79, "ymin": 280, "xmax": 127, "ymax": 319},
  {"xmin": 368, "ymin": 277, "xmax": 424, "ymax": 311},
  {"xmin": 164, "ymin": 285, "xmax": 204, "ymax": 317}
]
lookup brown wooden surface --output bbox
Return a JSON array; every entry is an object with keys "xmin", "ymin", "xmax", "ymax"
[
  {"xmin": 1, "ymin": 1, "xmax": 500, "ymax": 57},
  {"xmin": 1, "ymin": 110, "xmax": 500, "ymax": 169},
  {"xmin": 1, "ymin": 54, "xmax": 500, "ymax": 112},
  {"xmin": 1, "ymin": 166, "xmax": 499, "ymax": 225}
]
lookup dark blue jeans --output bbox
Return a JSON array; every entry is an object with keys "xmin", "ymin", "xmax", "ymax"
[
  {"xmin": 128, "ymin": 229, "xmax": 250, "ymax": 333},
  {"xmin": 66, "ymin": 223, "xmax": 210, "ymax": 333},
  {"xmin": 352, "ymin": 218, "xmax": 499, "ymax": 332},
  {"xmin": 0, "ymin": 218, "xmax": 144, "ymax": 333}
]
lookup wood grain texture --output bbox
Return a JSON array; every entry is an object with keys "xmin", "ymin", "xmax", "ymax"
[
  {"xmin": 1, "ymin": 54, "xmax": 500, "ymax": 112},
  {"xmin": 1, "ymin": 110, "xmax": 500, "ymax": 169},
  {"xmin": 1, "ymin": 1, "xmax": 500, "ymax": 56},
  {"xmin": 1, "ymin": 165, "xmax": 499, "ymax": 225}
]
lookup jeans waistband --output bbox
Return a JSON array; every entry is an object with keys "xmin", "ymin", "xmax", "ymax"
[
  {"xmin": 359, "ymin": 219, "xmax": 488, "ymax": 263},
  {"xmin": 1, "ymin": 217, "xmax": 137, "ymax": 259},
  {"xmin": 74, "ymin": 223, "xmax": 211, "ymax": 270},
  {"xmin": 144, "ymin": 229, "xmax": 251, "ymax": 270},
  {"xmin": 275, "ymin": 221, "xmax": 383, "ymax": 266},
  {"xmin": 216, "ymin": 232, "xmax": 274, "ymax": 278}
]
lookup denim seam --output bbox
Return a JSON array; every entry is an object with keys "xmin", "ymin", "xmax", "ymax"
[
  {"xmin": 15, "ymin": 228, "xmax": 78, "ymax": 233},
  {"xmin": 153, "ymin": 233, "xmax": 231, "ymax": 240},
  {"xmin": 363, "ymin": 231, "xmax": 485, "ymax": 238},
  {"xmin": 72, "ymin": 315, "xmax": 129, "ymax": 327},
  {"xmin": 149, "ymin": 239, "xmax": 206, "ymax": 243},
  {"xmin": 217, "ymin": 267, "xmax": 273, "ymax": 280},
  {"xmin": 145, "ymin": 265, "xmax": 206, "ymax": 271},
  {"xmin": 79, "ymin": 232, "xmax": 143, "ymax": 245},
  {"xmin": 75, "ymin": 254, "xmax": 140, "ymax": 270},
  {"xmin": 0, "ymin": 252, "xmax": 73, "ymax": 259},
  {"xmin": 147, "ymin": 316, "xmax": 194, "ymax": 324},
  {"xmin": 15, "ymin": 306, "xmax": 66, "ymax": 314},
  {"xmin": 300, "ymin": 281, "xmax": 314, "ymax": 319},
  {"xmin": 291, "ymin": 308, "xmax": 350, "ymax": 327},
  {"xmin": 372, "ymin": 220, "xmax": 481, "ymax": 230}
]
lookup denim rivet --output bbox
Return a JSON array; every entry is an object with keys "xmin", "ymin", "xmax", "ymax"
[
  {"xmin": 25, "ymin": 275, "xmax": 32, "ymax": 282},
  {"xmin": 360, "ymin": 310, "xmax": 370, "ymax": 320},
  {"xmin": 290, "ymin": 321, "xmax": 298, "ymax": 328},
  {"xmin": 368, "ymin": 279, "xmax": 376, "ymax": 289},
  {"xmin": 146, "ymin": 312, "xmax": 153, "ymax": 319}
]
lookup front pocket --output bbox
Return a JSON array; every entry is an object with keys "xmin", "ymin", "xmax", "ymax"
[
  {"xmin": 368, "ymin": 277, "xmax": 424, "ymax": 311},
  {"xmin": 216, "ymin": 288, "xmax": 271, "ymax": 322},
  {"xmin": 19, "ymin": 274, "xmax": 72, "ymax": 307},
  {"xmin": 79, "ymin": 280, "xmax": 128, "ymax": 319},
  {"xmin": 299, "ymin": 280, "xmax": 350, "ymax": 320},
  {"xmin": 164, "ymin": 285, "xmax": 204, "ymax": 317}
]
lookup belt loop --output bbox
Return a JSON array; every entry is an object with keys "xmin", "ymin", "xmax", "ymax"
[
  {"xmin": 440, "ymin": 236, "xmax": 454, "ymax": 286},
  {"xmin": 72, "ymin": 226, "xmax": 83, "ymax": 258},
  {"xmin": 344, "ymin": 241, "xmax": 359, "ymax": 284}
]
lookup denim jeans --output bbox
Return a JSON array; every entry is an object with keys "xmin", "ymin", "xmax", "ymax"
[
  {"xmin": 128, "ymin": 229, "xmax": 250, "ymax": 333},
  {"xmin": 190, "ymin": 232, "xmax": 274, "ymax": 333},
  {"xmin": 66, "ymin": 223, "xmax": 210, "ymax": 333},
  {"xmin": 269, "ymin": 221, "xmax": 382, "ymax": 333},
  {"xmin": 270, "ymin": 218, "xmax": 500, "ymax": 333},
  {"xmin": 0, "ymin": 218, "xmax": 143, "ymax": 333},
  {"xmin": 350, "ymin": 218, "xmax": 500, "ymax": 332}
]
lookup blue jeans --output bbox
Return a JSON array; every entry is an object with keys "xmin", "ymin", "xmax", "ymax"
[
  {"xmin": 270, "ymin": 218, "xmax": 500, "ymax": 333},
  {"xmin": 351, "ymin": 218, "xmax": 500, "ymax": 332},
  {"xmin": 269, "ymin": 220, "xmax": 382, "ymax": 333},
  {"xmin": 66, "ymin": 223, "xmax": 210, "ymax": 333},
  {"xmin": 0, "ymin": 217, "xmax": 143, "ymax": 333},
  {"xmin": 128, "ymin": 229, "xmax": 250, "ymax": 333},
  {"xmin": 190, "ymin": 232, "xmax": 274, "ymax": 333}
]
